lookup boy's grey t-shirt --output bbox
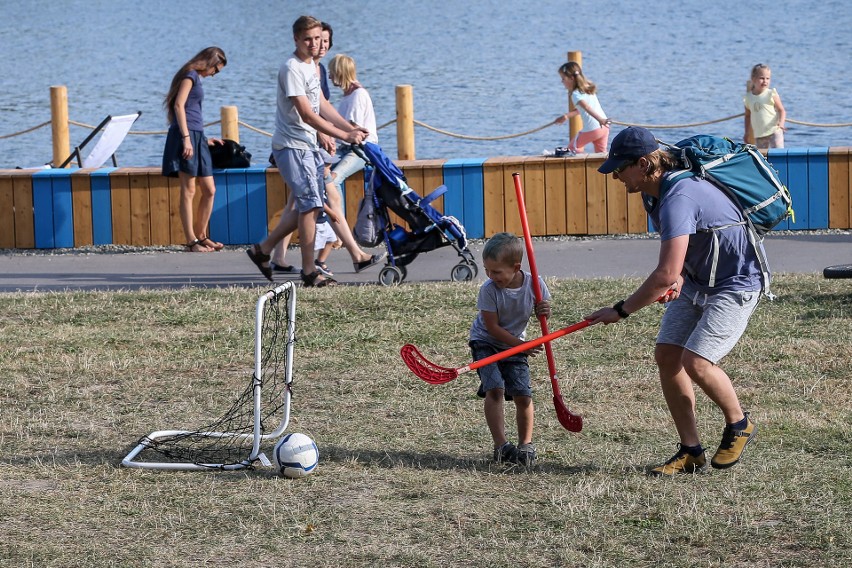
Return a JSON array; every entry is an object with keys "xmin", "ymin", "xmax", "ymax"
[
  {"xmin": 272, "ymin": 55, "xmax": 321, "ymax": 151},
  {"xmin": 469, "ymin": 270, "xmax": 551, "ymax": 350}
]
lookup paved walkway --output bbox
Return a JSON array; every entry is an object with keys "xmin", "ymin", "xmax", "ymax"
[{"xmin": 0, "ymin": 232, "xmax": 850, "ymax": 293}]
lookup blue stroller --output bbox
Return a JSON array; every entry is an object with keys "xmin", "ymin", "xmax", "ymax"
[{"xmin": 353, "ymin": 143, "xmax": 478, "ymax": 286}]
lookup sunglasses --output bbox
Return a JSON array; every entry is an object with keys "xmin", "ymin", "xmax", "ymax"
[
  {"xmin": 211, "ymin": 64, "xmax": 221, "ymax": 76},
  {"xmin": 613, "ymin": 159, "xmax": 637, "ymax": 175}
]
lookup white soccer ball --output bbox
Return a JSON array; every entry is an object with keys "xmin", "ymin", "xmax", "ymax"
[{"xmin": 274, "ymin": 433, "xmax": 319, "ymax": 478}]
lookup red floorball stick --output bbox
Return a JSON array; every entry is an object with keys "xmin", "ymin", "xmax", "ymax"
[
  {"xmin": 400, "ymin": 319, "xmax": 593, "ymax": 385},
  {"xmin": 512, "ymin": 173, "xmax": 583, "ymax": 432}
]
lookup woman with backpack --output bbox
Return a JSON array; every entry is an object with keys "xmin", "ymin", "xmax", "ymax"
[
  {"xmin": 554, "ymin": 61, "xmax": 611, "ymax": 154},
  {"xmin": 585, "ymin": 126, "xmax": 763, "ymax": 477}
]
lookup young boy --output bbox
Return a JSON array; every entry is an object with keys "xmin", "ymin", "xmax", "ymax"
[{"xmin": 469, "ymin": 232, "xmax": 551, "ymax": 467}]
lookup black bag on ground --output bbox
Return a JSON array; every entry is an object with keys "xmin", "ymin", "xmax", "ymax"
[{"xmin": 210, "ymin": 139, "xmax": 252, "ymax": 168}]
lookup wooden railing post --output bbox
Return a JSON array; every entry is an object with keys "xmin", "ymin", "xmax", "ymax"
[
  {"xmin": 567, "ymin": 51, "xmax": 583, "ymax": 143},
  {"xmin": 50, "ymin": 85, "xmax": 70, "ymax": 167},
  {"xmin": 395, "ymin": 84, "xmax": 415, "ymax": 160},
  {"xmin": 221, "ymin": 105, "xmax": 239, "ymax": 142}
]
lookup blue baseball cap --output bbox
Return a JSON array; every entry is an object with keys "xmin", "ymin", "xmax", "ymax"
[{"xmin": 598, "ymin": 126, "xmax": 659, "ymax": 174}]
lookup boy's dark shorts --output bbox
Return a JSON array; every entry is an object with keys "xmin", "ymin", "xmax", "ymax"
[{"xmin": 469, "ymin": 340, "xmax": 532, "ymax": 398}]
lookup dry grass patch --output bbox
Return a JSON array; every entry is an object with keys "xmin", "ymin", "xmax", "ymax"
[{"xmin": 0, "ymin": 275, "xmax": 850, "ymax": 567}]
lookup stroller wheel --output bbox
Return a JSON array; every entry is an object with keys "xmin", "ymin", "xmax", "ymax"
[
  {"xmin": 450, "ymin": 263, "xmax": 475, "ymax": 282},
  {"xmin": 379, "ymin": 265, "xmax": 404, "ymax": 286}
]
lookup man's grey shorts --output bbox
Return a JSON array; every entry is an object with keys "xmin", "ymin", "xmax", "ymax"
[
  {"xmin": 469, "ymin": 340, "xmax": 532, "ymax": 398},
  {"xmin": 272, "ymin": 147, "xmax": 324, "ymax": 213},
  {"xmin": 657, "ymin": 281, "xmax": 760, "ymax": 364}
]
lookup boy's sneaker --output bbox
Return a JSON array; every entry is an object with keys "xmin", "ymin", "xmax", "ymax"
[
  {"xmin": 516, "ymin": 443, "xmax": 537, "ymax": 467},
  {"xmin": 711, "ymin": 413, "xmax": 757, "ymax": 469},
  {"xmin": 649, "ymin": 444, "xmax": 707, "ymax": 476},
  {"xmin": 493, "ymin": 442, "xmax": 518, "ymax": 464}
]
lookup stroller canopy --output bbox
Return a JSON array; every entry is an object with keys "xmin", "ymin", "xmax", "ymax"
[{"xmin": 360, "ymin": 142, "xmax": 407, "ymax": 190}]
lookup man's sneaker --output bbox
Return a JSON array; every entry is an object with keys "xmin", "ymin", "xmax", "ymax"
[
  {"xmin": 516, "ymin": 443, "xmax": 537, "ymax": 467},
  {"xmin": 649, "ymin": 444, "xmax": 707, "ymax": 476},
  {"xmin": 711, "ymin": 413, "xmax": 757, "ymax": 469},
  {"xmin": 493, "ymin": 442, "xmax": 518, "ymax": 464}
]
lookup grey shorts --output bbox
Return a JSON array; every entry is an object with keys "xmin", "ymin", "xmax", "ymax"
[
  {"xmin": 272, "ymin": 147, "xmax": 324, "ymax": 213},
  {"xmin": 469, "ymin": 340, "xmax": 532, "ymax": 398},
  {"xmin": 656, "ymin": 281, "xmax": 760, "ymax": 364}
]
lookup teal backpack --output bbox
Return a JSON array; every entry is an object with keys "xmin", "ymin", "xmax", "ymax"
[{"xmin": 659, "ymin": 135, "xmax": 794, "ymax": 298}]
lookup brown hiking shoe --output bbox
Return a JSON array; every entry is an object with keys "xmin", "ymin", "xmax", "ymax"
[
  {"xmin": 650, "ymin": 444, "xmax": 707, "ymax": 476},
  {"xmin": 711, "ymin": 413, "xmax": 757, "ymax": 469}
]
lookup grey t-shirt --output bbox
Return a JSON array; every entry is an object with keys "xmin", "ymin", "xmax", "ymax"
[
  {"xmin": 646, "ymin": 175, "xmax": 765, "ymax": 293},
  {"xmin": 272, "ymin": 55, "xmax": 321, "ymax": 151},
  {"xmin": 469, "ymin": 271, "xmax": 551, "ymax": 350}
]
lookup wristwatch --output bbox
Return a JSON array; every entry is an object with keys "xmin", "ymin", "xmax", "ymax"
[{"xmin": 613, "ymin": 299, "xmax": 630, "ymax": 319}]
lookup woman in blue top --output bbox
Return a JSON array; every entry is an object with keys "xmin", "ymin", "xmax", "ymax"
[{"xmin": 162, "ymin": 47, "xmax": 227, "ymax": 252}]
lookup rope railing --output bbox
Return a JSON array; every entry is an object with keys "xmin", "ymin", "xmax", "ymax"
[{"xmin": 3, "ymin": 113, "xmax": 851, "ymax": 141}]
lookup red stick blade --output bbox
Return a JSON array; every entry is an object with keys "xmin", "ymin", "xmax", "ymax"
[
  {"xmin": 400, "ymin": 344, "xmax": 459, "ymax": 384},
  {"xmin": 553, "ymin": 395, "xmax": 583, "ymax": 432}
]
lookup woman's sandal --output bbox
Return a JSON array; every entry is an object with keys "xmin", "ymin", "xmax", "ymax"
[
  {"xmin": 246, "ymin": 244, "xmax": 273, "ymax": 282},
  {"xmin": 198, "ymin": 235, "xmax": 224, "ymax": 251},
  {"xmin": 300, "ymin": 269, "xmax": 337, "ymax": 288},
  {"xmin": 185, "ymin": 239, "xmax": 211, "ymax": 252}
]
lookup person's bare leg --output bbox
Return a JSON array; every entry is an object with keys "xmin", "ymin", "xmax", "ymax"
[
  {"xmin": 484, "ymin": 389, "xmax": 507, "ymax": 447},
  {"xmin": 325, "ymin": 182, "xmax": 373, "ymax": 264},
  {"xmin": 195, "ymin": 175, "xmax": 222, "ymax": 249},
  {"xmin": 514, "ymin": 396, "xmax": 534, "ymax": 446},
  {"xmin": 179, "ymin": 172, "xmax": 210, "ymax": 251},
  {"xmin": 271, "ymin": 196, "xmax": 297, "ymax": 266},
  {"xmin": 682, "ymin": 350, "xmax": 745, "ymax": 425},
  {"xmin": 656, "ymin": 343, "xmax": 700, "ymax": 446}
]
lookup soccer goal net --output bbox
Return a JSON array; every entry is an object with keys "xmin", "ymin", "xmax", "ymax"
[{"xmin": 121, "ymin": 282, "xmax": 297, "ymax": 471}]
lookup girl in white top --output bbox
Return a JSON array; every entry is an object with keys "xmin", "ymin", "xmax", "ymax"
[
  {"xmin": 744, "ymin": 63, "xmax": 786, "ymax": 149},
  {"xmin": 328, "ymin": 54, "xmax": 379, "ymax": 194},
  {"xmin": 554, "ymin": 61, "xmax": 611, "ymax": 154}
]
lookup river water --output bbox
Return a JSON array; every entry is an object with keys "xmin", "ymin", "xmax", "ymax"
[{"xmin": 2, "ymin": 0, "xmax": 851, "ymax": 168}]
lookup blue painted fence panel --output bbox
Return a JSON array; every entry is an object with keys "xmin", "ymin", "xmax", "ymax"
[
  {"xmin": 246, "ymin": 168, "xmax": 269, "ymax": 244},
  {"xmin": 785, "ymin": 149, "xmax": 810, "ymax": 230},
  {"xmin": 32, "ymin": 169, "xmax": 74, "ymax": 248},
  {"xmin": 807, "ymin": 148, "xmax": 829, "ymax": 229},
  {"xmin": 443, "ymin": 158, "xmax": 486, "ymax": 239},
  {"xmin": 767, "ymin": 150, "xmax": 790, "ymax": 230},
  {"xmin": 90, "ymin": 168, "xmax": 116, "ymax": 245}
]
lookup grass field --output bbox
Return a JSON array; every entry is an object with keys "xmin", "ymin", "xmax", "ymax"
[{"xmin": 0, "ymin": 274, "xmax": 850, "ymax": 567}]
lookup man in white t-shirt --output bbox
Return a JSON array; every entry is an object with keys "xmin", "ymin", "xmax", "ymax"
[{"xmin": 246, "ymin": 14, "xmax": 368, "ymax": 287}]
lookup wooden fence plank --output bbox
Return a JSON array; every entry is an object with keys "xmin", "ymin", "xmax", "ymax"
[
  {"xmin": 584, "ymin": 159, "xmax": 607, "ymax": 234},
  {"xmin": 564, "ymin": 159, "xmax": 587, "ymax": 234},
  {"xmin": 129, "ymin": 172, "xmax": 152, "ymax": 246},
  {"xmin": 167, "ymin": 176, "xmax": 184, "ymax": 244},
  {"xmin": 605, "ymin": 171, "xmax": 628, "ymax": 234},
  {"xmin": 109, "ymin": 171, "xmax": 132, "ymax": 245},
  {"xmin": 11, "ymin": 173, "xmax": 34, "ymax": 248},
  {"xmin": 482, "ymin": 159, "xmax": 506, "ymax": 237},
  {"xmin": 827, "ymin": 147, "xmax": 850, "ymax": 228},
  {"xmin": 0, "ymin": 174, "xmax": 15, "ymax": 248},
  {"xmin": 520, "ymin": 157, "xmax": 545, "ymax": 236},
  {"xmin": 543, "ymin": 158, "xmax": 567, "ymax": 236},
  {"xmin": 148, "ymin": 173, "xmax": 171, "ymax": 245},
  {"xmin": 71, "ymin": 169, "xmax": 94, "ymax": 246}
]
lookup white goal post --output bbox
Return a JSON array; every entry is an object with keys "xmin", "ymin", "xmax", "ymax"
[{"xmin": 121, "ymin": 282, "xmax": 297, "ymax": 471}]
